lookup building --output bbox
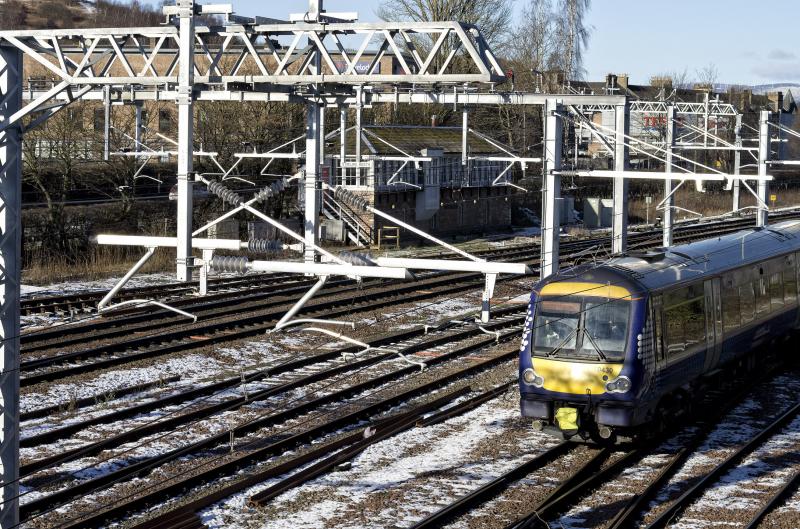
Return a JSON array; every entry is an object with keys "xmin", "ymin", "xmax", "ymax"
[
  {"xmin": 319, "ymin": 125, "xmax": 517, "ymax": 245},
  {"xmin": 563, "ymin": 73, "xmax": 797, "ymax": 167}
]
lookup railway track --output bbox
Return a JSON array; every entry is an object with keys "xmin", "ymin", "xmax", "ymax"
[
  {"xmin": 19, "ymin": 211, "xmax": 791, "ymax": 390},
  {"xmin": 21, "ymin": 308, "xmax": 524, "ymax": 474},
  {"xmin": 402, "ymin": 348, "xmax": 800, "ymax": 529},
  {"xmin": 21, "ymin": 312, "xmax": 526, "ymax": 528},
  {"xmin": 20, "ymin": 208, "xmax": 800, "ymax": 319},
  {"xmin": 19, "ymin": 272, "xmax": 299, "ymax": 316},
  {"xmin": 18, "ymin": 210, "xmax": 800, "ymax": 529}
]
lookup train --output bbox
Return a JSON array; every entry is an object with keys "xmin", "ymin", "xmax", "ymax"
[{"xmin": 519, "ymin": 220, "xmax": 800, "ymax": 442}]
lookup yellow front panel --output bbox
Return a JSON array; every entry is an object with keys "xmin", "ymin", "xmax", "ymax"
[
  {"xmin": 539, "ymin": 281, "xmax": 633, "ymax": 300},
  {"xmin": 532, "ymin": 358, "xmax": 624, "ymax": 395}
]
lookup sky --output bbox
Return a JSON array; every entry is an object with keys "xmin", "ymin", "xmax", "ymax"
[{"xmin": 160, "ymin": 0, "xmax": 800, "ymax": 86}]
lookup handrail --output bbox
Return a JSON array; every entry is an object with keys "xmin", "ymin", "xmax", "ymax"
[{"xmin": 322, "ymin": 190, "xmax": 373, "ymax": 244}]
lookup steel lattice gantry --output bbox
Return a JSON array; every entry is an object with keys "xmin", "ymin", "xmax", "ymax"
[
  {"xmin": 0, "ymin": 1, "xmax": 511, "ymax": 525},
  {"xmin": 0, "ymin": 45, "xmax": 21, "ymax": 529}
]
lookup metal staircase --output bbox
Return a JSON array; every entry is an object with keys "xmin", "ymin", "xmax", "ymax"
[{"xmin": 321, "ymin": 190, "xmax": 373, "ymax": 247}]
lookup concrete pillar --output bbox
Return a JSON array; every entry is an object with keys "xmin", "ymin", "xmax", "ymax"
[
  {"xmin": 175, "ymin": 0, "xmax": 195, "ymax": 281},
  {"xmin": 612, "ymin": 102, "xmax": 630, "ymax": 254},
  {"xmin": 757, "ymin": 110, "xmax": 771, "ymax": 227},
  {"xmin": 732, "ymin": 113, "xmax": 742, "ymax": 212},
  {"xmin": 0, "ymin": 45, "xmax": 21, "ymax": 529},
  {"xmin": 663, "ymin": 105, "xmax": 675, "ymax": 247},
  {"xmin": 541, "ymin": 99, "xmax": 562, "ymax": 279}
]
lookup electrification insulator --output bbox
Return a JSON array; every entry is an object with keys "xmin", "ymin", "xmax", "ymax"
[
  {"xmin": 333, "ymin": 186, "xmax": 369, "ymax": 212},
  {"xmin": 253, "ymin": 177, "xmax": 290, "ymax": 203},
  {"xmin": 247, "ymin": 239, "xmax": 283, "ymax": 253},
  {"xmin": 210, "ymin": 255, "xmax": 249, "ymax": 274},
  {"xmin": 206, "ymin": 180, "xmax": 244, "ymax": 206},
  {"xmin": 337, "ymin": 251, "xmax": 376, "ymax": 266}
]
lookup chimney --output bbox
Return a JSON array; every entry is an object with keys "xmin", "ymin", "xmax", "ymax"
[
  {"xmin": 431, "ymin": 114, "xmax": 438, "ymax": 127},
  {"xmin": 617, "ymin": 73, "xmax": 629, "ymax": 89},
  {"xmin": 606, "ymin": 73, "xmax": 617, "ymax": 94}
]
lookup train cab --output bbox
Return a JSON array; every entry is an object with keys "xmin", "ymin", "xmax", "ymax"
[{"xmin": 519, "ymin": 274, "xmax": 649, "ymax": 442}]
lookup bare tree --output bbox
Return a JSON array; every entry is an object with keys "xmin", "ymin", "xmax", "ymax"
[
  {"xmin": 695, "ymin": 63, "xmax": 719, "ymax": 89},
  {"xmin": 509, "ymin": 0, "xmax": 556, "ymax": 78},
  {"xmin": 377, "ymin": 0, "xmax": 513, "ymax": 48},
  {"xmin": 556, "ymin": 0, "xmax": 591, "ymax": 80}
]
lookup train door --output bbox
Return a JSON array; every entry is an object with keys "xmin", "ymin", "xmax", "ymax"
[{"xmin": 703, "ymin": 279, "xmax": 723, "ymax": 371}]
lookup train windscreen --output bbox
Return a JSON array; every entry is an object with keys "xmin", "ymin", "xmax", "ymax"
[{"xmin": 532, "ymin": 298, "xmax": 629, "ymax": 361}]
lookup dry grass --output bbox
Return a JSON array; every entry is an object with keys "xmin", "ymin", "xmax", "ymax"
[
  {"xmin": 22, "ymin": 246, "xmax": 178, "ymax": 285},
  {"xmin": 628, "ymin": 186, "xmax": 800, "ymax": 224}
]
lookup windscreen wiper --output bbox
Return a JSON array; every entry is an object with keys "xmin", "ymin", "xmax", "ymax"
[
  {"xmin": 547, "ymin": 327, "xmax": 579, "ymax": 358},
  {"xmin": 581, "ymin": 328, "xmax": 608, "ymax": 361}
]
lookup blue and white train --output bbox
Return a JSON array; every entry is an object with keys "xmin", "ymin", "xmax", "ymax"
[{"xmin": 519, "ymin": 220, "xmax": 800, "ymax": 442}]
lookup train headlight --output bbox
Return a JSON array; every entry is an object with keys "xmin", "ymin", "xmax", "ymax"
[
  {"xmin": 604, "ymin": 376, "xmax": 631, "ymax": 393},
  {"xmin": 522, "ymin": 368, "xmax": 544, "ymax": 388}
]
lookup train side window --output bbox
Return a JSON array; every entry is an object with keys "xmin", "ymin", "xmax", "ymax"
[
  {"xmin": 722, "ymin": 274, "xmax": 740, "ymax": 332},
  {"xmin": 755, "ymin": 277, "xmax": 770, "ymax": 317},
  {"xmin": 770, "ymin": 273, "xmax": 784, "ymax": 311},
  {"xmin": 785, "ymin": 256, "xmax": 798, "ymax": 304},
  {"xmin": 664, "ymin": 285, "xmax": 706, "ymax": 357},
  {"xmin": 740, "ymin": 282, "xmax": 755, "ymax": 324}
]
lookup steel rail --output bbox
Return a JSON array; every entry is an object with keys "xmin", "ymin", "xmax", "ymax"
[
  {"xmin": 20, "ymin": 272, "xmax": 294, "ymax": 315},
  {"xmin": 21, "ymin": 207, "xmax": 793, "ymax": 332},
  {"xmin": 743, "ymin": 468, "xmax": 800, "ymax": 529},
  {"xmin": 125, "ymin": 383, "xmax": 505, "ymax": 529},
  {"xmin": 644, "ymin": 399, "xmax": 800, "ymax": 529},
  {"xmin": 505, "ymin": 449, "xmax": 642, "ymax": 529},
  {"xmin": 20, "ymin": 208, "xmax": 800, "ymax": 320},
  {"xmin": 408, "ymin": 442, "xmax": 572, "ymax": 529},
  {"xmin": 50, "ymin": 339, "xmax": 521, "ymax": 528},
  {"xmin": 497, "ymin": 448, "xmax": 611, "ymax": 529},
  {"xmin": 21, "ymin": 328, "xmax": 521, "ymax": 521},
  {"xmin": 21, "ymin": 311, "xmax": 524, "ymax": 475},
  {"xmin": 20, "ymin": 375, "xmax": 180, "ymax": 422},
  {"xmin": 604, "ymin": 369, "xmax": 779, "ymax": 529},
  {"xmin": 247, "ymin": 381, "xmax": 520, "ymax": 506},
  {"xmin": 19, "ymin": 273, "xmax": 498, "ymax": 386}
]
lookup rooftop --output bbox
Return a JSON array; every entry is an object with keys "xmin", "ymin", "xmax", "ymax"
[{"xmin": 327, "ymin": 125, "xmax": 507, "ymax": 156}]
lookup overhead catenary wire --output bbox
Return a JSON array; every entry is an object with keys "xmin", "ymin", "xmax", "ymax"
[{"xmin": 8, "ymin": 219, "xmax": 797, "ymax": 520}]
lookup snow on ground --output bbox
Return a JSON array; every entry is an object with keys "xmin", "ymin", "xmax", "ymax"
[
  {"xmin": 646, "ymin": 373, "xmax": 800, "ymax": 528},
  {"xmin": 21, "ymin": 333, "xmax": 310, "ymax": 415},
  {"xmin": 359, "ymin": 295, "xmax": 483, "ymax": 330},
  {"xmin": 555, "ymin": 432, "xmax": 694, "ymax": 529},
  {"xmin": 200, "ymin": 394, "xmax": 554, "ymax": 529},
  {"xmin": 21, "ymin": 353, "xmax": 222, "ymax": 416},
  {"xmin": 21, "ymin": 272, "xmax": 180, "ymax": 299}
]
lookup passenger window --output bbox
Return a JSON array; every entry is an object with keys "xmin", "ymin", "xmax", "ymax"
[
  {"xmin": 663, "ymin": 285, "xmax": 706, "ymax": 357},
  {"xmin": 770, "ymin": 273, "xmax": 784, "ymax": 310},
  {"xmin": 722, "ymin": 274, "xmax": 740, "ymax": 332},
  {"xmin": 786, "ymin": 257, "xmax": 798, "ymax": 304},
  {"xmin": 755, "ymin": 277, "xmax": 770, "ymax": 317},
  {"xmin": 740, "ymin": 282, "xmax": 755, "ymax": 324}
]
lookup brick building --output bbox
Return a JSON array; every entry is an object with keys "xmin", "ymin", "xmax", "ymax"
[{"xmin": 319, "ymin": 125, "xmax": 516, "ymax": 245}]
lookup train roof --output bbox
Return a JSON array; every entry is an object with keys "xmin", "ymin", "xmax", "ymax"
[{"xmin": 552, "ymin": 220, "xmax": 800, "ymax": 294}]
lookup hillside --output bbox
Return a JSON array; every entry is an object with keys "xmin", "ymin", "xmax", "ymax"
[{"xmin": 0, "ymin": 0, "xmax": 163, "ymax": 30}]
